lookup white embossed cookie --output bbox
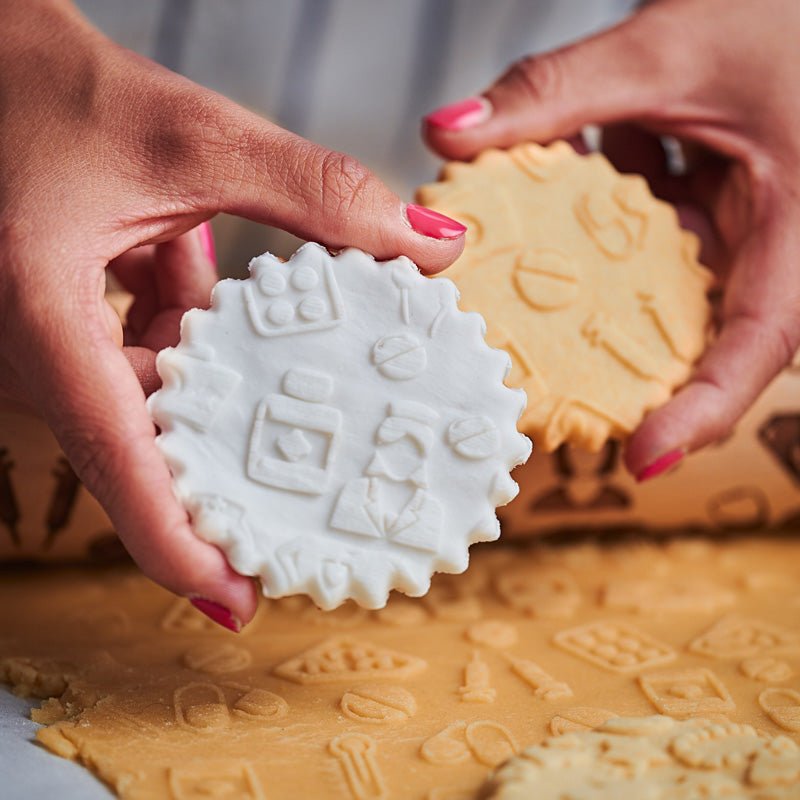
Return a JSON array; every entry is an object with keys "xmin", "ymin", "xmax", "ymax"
[
  {"xmin": 416, "ymin": 142, "xmax": 714, "ymax": 452},
  {"xmin": 484, "ymin": 715, "xmax": 800, "ymax": 798},
  {"xmin": 147, "ymin": 243, "xmax": 530, "ymax": 610}
]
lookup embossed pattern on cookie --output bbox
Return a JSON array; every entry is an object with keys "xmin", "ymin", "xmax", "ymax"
[
  {"xmin": 689, "ymin": 616, "xmax": 800, "ymax": 660},
  {"xmin": 148, "ymin": 244, "xmax": 530, "ymax": 609},
  {"xmin": 602, "ymin": 577, "xmax": 735, "ymax": 615},
  {"xmin": 638, "ymin": 667, "xmax": 736, "ymax": 717},
  {"xmin": 416, "ymin": 142, "xmax": 713, "ymax": 451},
  {"xmin": 168, "ymin": 762, "xmax": 266, "ymax": 800},
  {"xmin": 340, "ymin": 685, "xmax": 417, "ymax": 724},
  {"xmin": 329, "ymin": 733, "xmax": 387, "ymax": 799},
  {"xmin": 6, "ymin": 536, "xmax": 800, "ymax": 799},
  {"xmin": 505, "ymin": 655, "xmax": 573, "ymax": 701},
  {"xmin": 458, "ymin": 650, "xmax": 496, "ymax": 703},
  {"xmin": 273, "ymin": 637, "xmax": 427, "ymax": 684},
  {"xmin": 553, "ymin": 620, "xmax": 676, "ymax": 672}
]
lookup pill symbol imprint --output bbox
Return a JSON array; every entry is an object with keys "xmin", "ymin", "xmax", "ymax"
[
  {"xmin": 329, "ymin": 733, "xmax": 387, "ymax": 799},
  {"xmin": 447, "ymin": 417, "xmax": 500, "ymax": 460},
  {"xmin": 372, "ymin": 333, "xmax": 427, "ymax": 380}
]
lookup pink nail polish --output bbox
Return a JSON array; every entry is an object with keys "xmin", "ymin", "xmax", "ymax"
[
  {"xmin": 636, "ymin": 449, "xmax": 685, "ymax": 483},
  {"xmin": 198, "ymin": 221, "xmax": 216, "ymax": 265},
  {"xmin": 424, "ymin": 96, "xmax": 492, "ymax": 131},
  {"xmin": 189, "ymin": 596, "xmax": 241, "ymax": 632},
  {"xmin": 405, "ymin": 204, "xmax": 467, "ymax": 240}
]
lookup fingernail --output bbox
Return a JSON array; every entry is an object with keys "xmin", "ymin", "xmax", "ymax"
[
  {"xmin": 636, "ymin": 448, "xmax": 685, "ymax": 483},
  {"xmin": 405, "ymin": 204, "xmax": 467, "ymax": 240},
  {"xmin": 198, "ymin": 221, "xmax": 216, "ymax": 265},
  {"xmin": 424, "ymin": 96, "xmax": 492, "ymax": 131},
  {"xmin": 189, "ymin": 596, "xmax": 241, "ymax": 633}
]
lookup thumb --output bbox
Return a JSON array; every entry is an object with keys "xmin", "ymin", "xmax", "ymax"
[
  {"xmin": 625, "ymin": 226, "xmax": 800, "ymax": 480},
  {"xmin": 139, "ymin": 96, "xmax": 467, "ymax": 274},
  {"xmin": 423, "ymin": 4, "xmax": 689, "ymax": 161}
]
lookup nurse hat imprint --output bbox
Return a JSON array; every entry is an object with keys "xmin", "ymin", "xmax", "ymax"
[{"xmin": 148, "ymin": 244, "xmax": 530, "ymax": 609}]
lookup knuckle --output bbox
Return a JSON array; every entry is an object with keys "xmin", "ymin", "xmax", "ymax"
[
  {"xmin": 63, "ymin": 434, "xmax": 114, "ymax": 500},
  {"xmin": 317, "ymin": 150, "xmax": 374, "ymax": 217},
  {"xmin": 134, "ymin": 88, "xmax": 234, "ymax": 198},
  {"xmin": 770, "ymin": 319, "xmax": 798, "ymax": 369},
  {"xmin": 505, "ymin": 53, "xmax": 565, "ymax": 106}
]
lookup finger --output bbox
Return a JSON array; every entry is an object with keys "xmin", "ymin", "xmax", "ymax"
[
  {"xmin": 602, "ymin": 124, "xmax": 668, "ymax": 179},
  {"xmin": 221, "ymin": 132, "xmax": 467, "ymax": 274},
  {"xmin": 625, "ymin": 228, "xmax": 800, "ymax": 479},
  {"xmin": 134, "ymin": 95, "xmax": 466, "ymax": 275},
  {"xmin": 602, "ymin": 126, "xmax": 726, "ymax": 268},
  {"xmin": 19, "ymin": 279, "xmax": 258, "ymax": 628},
  {"xmin": 124, "ymin": 346, "xmax": 160, "ymax": 396},
  {"xmin": 422, "ymin": 5, "xmax": 701, "ymax": 161},
  {"xmin": 110, "ymin": 223, "xmax": 217, "ymax": 346}
]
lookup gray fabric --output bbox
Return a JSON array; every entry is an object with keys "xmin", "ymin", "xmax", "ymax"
[{"xmin": 153, "ymin": 0, "xmax": 197, "ymax": 71}]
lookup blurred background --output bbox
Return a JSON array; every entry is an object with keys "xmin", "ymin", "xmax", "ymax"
[
  {"xmin": 3, "ymin": 0, "xmax": 800, "ymax": 562},
  {"xmin": 75, "ymin": 0, "xmax": 635, "ymax": 272}
]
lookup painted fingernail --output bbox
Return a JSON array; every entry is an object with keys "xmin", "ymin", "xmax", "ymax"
[
  {"xmin": 405, "ymin": 204, "xmax": 467, "ymax": 240},
  {"xmin": 189, "ymin": 596, "xmax": 241, "ymax": 633},
  {"xmin": 198, "ymin": 221, "xmax": 216, "ymax": 265},
  {"xmin": 636, "ymin": 449, "xmax": 685, "ymax": 483},
  {"xmin": 424, "ymin": 96, "xmax": 492, "ymax": 131}
]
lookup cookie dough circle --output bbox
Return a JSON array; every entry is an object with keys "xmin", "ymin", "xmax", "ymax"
[
  {"xmin": 148, "ymin": 244, "xmax": 530, "ymax": 610},
  {"xmin": 416, "ymin": 142, "xmax": 713, "ymax": 452}
]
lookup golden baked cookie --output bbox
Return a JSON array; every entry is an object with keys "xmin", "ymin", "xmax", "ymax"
[{"xmin": 416, "ymin": 142, "xmax": 713, "ymax": 452}]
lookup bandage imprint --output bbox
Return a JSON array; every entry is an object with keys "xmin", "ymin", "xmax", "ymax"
[
  {"xmin": 553, "ymin": 620, "xmax": 676, "ymax": 672},
  {"xmin": 416, "ymin": 142, "xmax": 712, "ymax": 451},
  {"xmin": 148, "ymin": 244, "xmax": 530, "ymax": 609}
]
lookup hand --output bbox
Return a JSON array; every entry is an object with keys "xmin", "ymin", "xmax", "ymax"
[
  {"xmin": 423, "ymin": 0, "xmax": 800, "ymax": 481},
  {"xmin": 0, "ymin": 0, "xmax": 465, "ymax": 628}
]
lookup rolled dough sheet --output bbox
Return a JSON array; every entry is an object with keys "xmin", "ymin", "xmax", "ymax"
[{"xmin": 1, "ymin": 535, "xmax": 799, "ymax": 799}]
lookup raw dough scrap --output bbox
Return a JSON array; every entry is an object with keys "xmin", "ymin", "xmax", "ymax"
[
  {"xmin": 416, "ymin": 142, "xmax": 713, "ymax": 452},
  {"xmin": 483, "ymin": 715, "xmax": 800, "ymax": 799},
  {"xmin": 147, "ymin": 243, "xmax": 530, "ymax": 609},
  {"xmin": 2, "ymin": 535, "xmax": 800, "ymax": 798}
]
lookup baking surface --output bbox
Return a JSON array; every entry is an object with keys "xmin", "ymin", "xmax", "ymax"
[
  {"xmin": 0, "ymin": 690, "xmax": 111, "ymax": 799},
  {"xmin": 2, "ymin": 535, "xmax": 800, "ymax": 799}
]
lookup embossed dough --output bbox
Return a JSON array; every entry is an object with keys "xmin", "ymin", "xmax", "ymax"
[
  {"xmin": 3, "ymin": 535, "xmax": 800, "ymax": 799},
  {"xmin": 147, "ymin": 243, "xmax": 530, "ymax": 609},
  {"xmin": 416, "ymin": 142, "xmax": 713, "ymax": 452},
  {"xmin": 485, "ymin": 716, "xmax": 800, "ymax": 798}
]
